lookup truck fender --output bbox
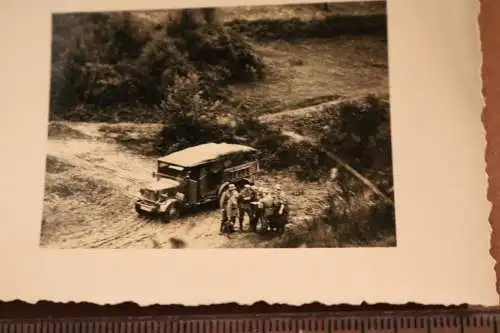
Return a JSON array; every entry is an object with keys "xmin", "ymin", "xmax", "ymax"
[
  {"xmin": 158, "ymin": 198, "xmax": 178, "ymax": 213},
  {"xmin": 217, "ymin": 182, "xmax": 231, "ymax": 199}
]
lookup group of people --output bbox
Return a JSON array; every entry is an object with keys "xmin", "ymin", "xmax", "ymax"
[{"xmin": 219, "ymin": 182, "xmax": 289, "ymax": 234}]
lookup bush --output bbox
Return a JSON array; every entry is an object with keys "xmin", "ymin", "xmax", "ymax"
[
  {"xmin": 154, "ymin": 74, "xmax": 237, "ymax": 154},
  {"xmin": 269, "ymin": 217, "xmax": 339, "ymax": 248},
  {"xmin": 272, "ymin": 174, "xmax": 396, "ymax": 248},
  {"xmin": 49, "ymin": 10, "xmax": 265, "ymax": 122},
  {"xmin": 322, "ymin": 172, "xmax": 395, "ymax": 245},
  {"xmin": 50, "ymin": 13, "xmax": 152, "ymax": 115},
  {"xmin": 265, "ymin": 94, "xmax": 395, "ymax": 247},
  {"xmin": 321, "ymin": 95, "xmax": 391, "ymax": 170},
  {"xmin": 318, "ymin": 94, "xmax": 393, "ymax": 192}
]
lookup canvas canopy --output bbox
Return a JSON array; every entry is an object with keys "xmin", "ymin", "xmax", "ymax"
[{"xmin": 157, "ymin": 143, "xmax": 257, "ymax": 167}]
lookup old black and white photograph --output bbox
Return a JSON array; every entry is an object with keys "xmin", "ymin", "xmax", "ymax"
[{"xmin": 41, "ymin": 0, "xmax": 395, "ymax": 249}]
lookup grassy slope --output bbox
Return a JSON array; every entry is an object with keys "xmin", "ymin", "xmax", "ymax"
[
  {"xmin": 131, "ymin": 2, "xmax": 389, "ymax": 116},
  {"xmin": 231, "ymin": 37, "xmax": 388, "ymax": 116}
]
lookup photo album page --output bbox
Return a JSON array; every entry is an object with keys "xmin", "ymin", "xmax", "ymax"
[{"xmin": 0, "ymin": 0, "xmax": 496, "ymax": 306}]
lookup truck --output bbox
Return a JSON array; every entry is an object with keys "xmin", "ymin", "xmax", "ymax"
[{"xmin": 134, "ymin": 142, "xmax": 260, "ymax": 220}]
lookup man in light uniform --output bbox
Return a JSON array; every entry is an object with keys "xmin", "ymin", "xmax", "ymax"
[
  {"xmin": 273, "ymin": 185, "xmax": 289, "ymax": 208},
  {"xmin": 238, "ymin": 184, "xmax": 254, "ymax": 232},
  {"xmin": 219, "ymin": 183, "xmax": 239, "ymax": 233},
  {"xmin": 247, "ymin": 184, "xmax": 261, "ymax": 232},
  {"xmin": 258, "ymin": 187, "xmax": 274, "ymax": 232},
  {"xmin": 252, "ymin": 185, "xmax": 263, "ymax": 200},
  {"xmin": 272, "ymin": 184, "xmax": 289, "ymax": 231}
]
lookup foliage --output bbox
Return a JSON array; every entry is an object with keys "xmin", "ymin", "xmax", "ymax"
[
  {"xmin": 273, "ymin": 175, "xmax": 396, "ymax": 248},
  {"xmin": 321, "ymin": 172, "xmax": 395, "ymax": 246},
  {"xmin": 319, "ymin": 94, "xmax": 393, "ymax": 190},
  {"xmin": 49, "ymin": 10, "xmax": 265, "ymax": 121},
  {"xmin": 226, "ymin": 13, "xmax": 387, "ymax": 42}
]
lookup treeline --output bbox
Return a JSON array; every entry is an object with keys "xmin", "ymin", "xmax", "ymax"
[
  {"xmin": 226, "ymin": 13, "xmax": 387, "ymax": 42},
  {"xmin": 49, "ymin": 9, "xmax": 265, "ymax": 121}
]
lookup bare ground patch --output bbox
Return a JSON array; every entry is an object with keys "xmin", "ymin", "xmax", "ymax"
[
  {"xmin": 230, "ymin": 37, "xmax": 388, "ymax": 116},
  {"xmin": 47, "ymin": 122, "xmax": 91, "ymax": 140}
]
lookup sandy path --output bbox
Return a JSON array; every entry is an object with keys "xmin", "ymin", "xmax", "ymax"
[
  {"xmin": 44, "ymin": 137, "xmax": 245, "ymax": 249},
  {"xmin": 257, "ymin": 99, "xmax": 344, "ymax": 124},
  {"xmin": 43, "ymin": 128, "xmax": 326, "ymax": 249}
]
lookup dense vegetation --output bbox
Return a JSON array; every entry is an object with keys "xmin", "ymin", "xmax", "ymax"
[
  {"xmin": 275, "ymin": 96, "xmax": 395, "ymax": 247},
  {"xmin": 50, "ymin": 9, "xmax": 265, "ymax": 122},
  {"xmin": 49, "ymin": 5, "xmax": 387, "ymax": 121}
]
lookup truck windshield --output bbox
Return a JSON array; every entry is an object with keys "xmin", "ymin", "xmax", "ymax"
[
  {"xmin": 142, "ymin": 189, "xmax": 158, "ymax": 202},
  {"xmin": 157, "ymin": 162, "xmax": 184, "ymax": 179}
]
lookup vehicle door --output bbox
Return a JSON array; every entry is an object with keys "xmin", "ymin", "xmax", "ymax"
[
  {"xmin": 198, "ymin": 167, "xmax": 209, "ymax": 198},
  {"xmin": 188, "ymin": 179, "xmax": 198, "ymax": 204},
  {"xmin": 209, "ymin": 161, "xmax": 224, "ymax": 191}
]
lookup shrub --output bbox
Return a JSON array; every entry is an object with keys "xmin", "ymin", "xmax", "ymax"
[
  {"xmin": 154, "ymin": 74, "xmax": 237, "ymax": 154},
  {"xmin": 50, "ymin": 13, "xmax": 152, "ymax": 114},
  {"xmin": 49, "ymin": 10, "xmax": 265, "ymax": 122},
  {"xmin": 322, "ymin": 171, "xmax": 395, "ymax": 245},
  {"xmin": 269, "ymin": 217, "xmax": 339, "ymax": 248},
  {"xmin": 272, "ymin": 173, "xmax": 396, "ymax": 248},
  {"xmin": 266, "ymin": 94, "xmax": 395, "ymax": 247}
]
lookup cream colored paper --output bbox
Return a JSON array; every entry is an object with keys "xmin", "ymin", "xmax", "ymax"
[{"xmin": 0, "ymin": 0, "xmax": 497, "ymax": 305}]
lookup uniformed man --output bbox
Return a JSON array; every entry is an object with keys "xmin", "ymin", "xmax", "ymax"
[
  {"xmin": 248, "ymin": 185, "xmax": 262, "ymax": 232},
  {"xmin": 226, "ymin": 184, "xmax": 240, "ymax": 232},
  {"xmin": 272, "ymin": 184, "xmax": 289, "ymax": 231},
  {"xmin": 219, "ymin": 183, "xmax": 238, "ymax": 233},
  {"xmin": 258, "ymin": 188, "xmax": 274, "ymax": 232},
  {"xmin": 251, "ymin": 185, "xmax": 261, "ymax": 200},
  {"xmin": 238, "ymin": 184, "xmax": 253, "ymax": 231}
]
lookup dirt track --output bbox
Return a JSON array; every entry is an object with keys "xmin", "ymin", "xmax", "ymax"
[{"xmin": 40, "ymin": 122, "xmax": 329, "ymax": 249}]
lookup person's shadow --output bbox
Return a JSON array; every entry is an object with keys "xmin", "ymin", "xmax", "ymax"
[{"xmin": 169, "ymin": 237, "xmax": 187, "ymax": 249}]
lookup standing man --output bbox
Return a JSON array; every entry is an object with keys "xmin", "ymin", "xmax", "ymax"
[
  {"xmin": 273, "ymin": 185, "xmax": 289, "ymax": 213},
  {"xmin": 248, "ymin": 184, "xmax": 261, "ymax": 232},
  {"xmin": 226, "ymin": 184, "xmax": 240, "ymax": 232},
  {"xmin": 251, "ymin": 185, "xmax": 261, "ymax": 200},
  {"xmin": 238, "ymin": 184, "xmax": 255, "ymax": 232},
  {"xmin": 219, "ymin": 183, "xmax": 238, "ymax": 233},
  {"xmin": 258, "ymin": 187, "xmax": 274, "ymax": 232},
  {"xmin": 272, "ymin": 184, "xmax": 289, "ymax": 232}
]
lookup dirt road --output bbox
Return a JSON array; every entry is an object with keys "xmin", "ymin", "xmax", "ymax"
[{"xmin": 40, "ymin": 122, "xmax": 329, "ymax": 249}]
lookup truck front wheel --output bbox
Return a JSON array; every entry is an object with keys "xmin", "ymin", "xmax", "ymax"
[
  {"xmin": 163, "ymin": 202, "xmax": 181, "ymax": 221},
  {"xmin": 135, "ymin": 204, "xmax": 145, "ymax": 216}
]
